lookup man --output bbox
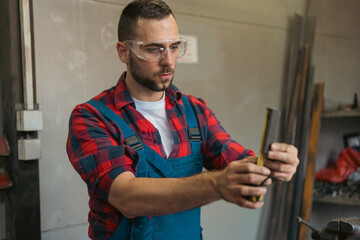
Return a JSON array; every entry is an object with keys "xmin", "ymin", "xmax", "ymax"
[{"xmin": 66, "ymin": 0, "xmax": 299, "ymax": 239}]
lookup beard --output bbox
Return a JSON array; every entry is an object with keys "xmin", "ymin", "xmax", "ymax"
[{"xmin": 129, "ymin": 53, "xmax": 175, "ymax": 92}]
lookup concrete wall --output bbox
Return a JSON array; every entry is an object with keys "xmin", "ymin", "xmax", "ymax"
[
  {"xmin": 309, "ymin": 0, "xmax": 360, "ymax": 109},
  {"xmin": 30, "ymin": 0, "xmax": 307, "ymax": 239}
]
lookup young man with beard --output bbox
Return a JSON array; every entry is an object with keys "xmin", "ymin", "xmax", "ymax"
[{"xmin": 66, "ymin": 0, "xmax": 299, "ymax": 239}]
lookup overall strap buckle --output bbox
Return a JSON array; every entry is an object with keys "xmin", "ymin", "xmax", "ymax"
[
  {"xmin": 125, "ymin": 135, "xmax": 144, "ymax": 151},
  {"xmin": 188, "ymin": 128, "xmax": 202, "ymax": 142}
]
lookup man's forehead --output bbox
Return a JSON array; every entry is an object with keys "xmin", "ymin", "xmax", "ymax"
[{"xmin": 134, "ymin": 15, "xmax": 179, "ymax": 42}]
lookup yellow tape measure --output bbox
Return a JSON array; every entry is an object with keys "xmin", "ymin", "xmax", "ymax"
[
  {"xmin": 249, "ymin": 108, "xmax": 280, "ymax": 202},
  {"xmin": 249, "ymin": 110, "xmax": 268, "ymax": 202}
]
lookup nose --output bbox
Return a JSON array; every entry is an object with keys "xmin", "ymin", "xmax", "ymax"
[{"xmin": 160, "ymin": 48, "xmax": 173, "ymax": 66}]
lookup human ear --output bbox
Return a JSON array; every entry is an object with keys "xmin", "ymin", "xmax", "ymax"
[{"xmin": 116, "ymin": 42, "xmax": 128, "ymax": 63}]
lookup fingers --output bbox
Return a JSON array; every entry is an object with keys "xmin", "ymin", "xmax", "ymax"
[
  {"xmin": 216, "ymin": 161, "xmax": 272, "ymax": 209},
  {"xmin": 270, "ymin": 172, "xmax": 292, "ymax": 182},
  {"xmin": 268, "ymin": 143, "xmax": 298, "ymax": 164},
  {"xmin": 225, "ymin": 171, "xmax": 272, "ymax": 186},
  {"xmin": 270, "ymin": 142, "xmax": 298, "ymax": 153},
  {"xmin": 228, "ymin": 160, "xmax": 271, "ymax": 176},
  {"xmin": 238, "ymin": 199, "xmax": 265, "ymax": 209},
  {"xmin": 220, "ymin": 184, "xmax": 268, "ymax": 209},
  {"xmin": 229, "ymin": 184, "xmax": 268, "ymax": 197},
  {"xmin": 225, "ymin": 161, "xmax": 272, "ymax": 185},
  {"xmin": 265, "ymin": 159, "xmax": 295, "ymax": 173},
  {"xmin": 264, "ymin": 143, "xmax": 300, "ymax": 182},
  {"xmin": 240, "ymin": 156, "xmax": 258, "ymax": 164}
]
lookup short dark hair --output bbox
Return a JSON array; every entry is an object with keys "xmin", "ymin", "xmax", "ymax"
[{"xmin": 118, "ymin": 0, "xmax": 174, "ymax": 41}]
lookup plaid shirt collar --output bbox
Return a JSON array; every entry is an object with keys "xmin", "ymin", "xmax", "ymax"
[{"xmin": 114, "ymin": 72, "xmax": 182, "ymax": 110}]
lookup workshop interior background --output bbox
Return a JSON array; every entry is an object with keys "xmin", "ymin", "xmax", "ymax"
[{"xmin": 0, "ymin": 0, "xmax": 359, "ymax": 239}]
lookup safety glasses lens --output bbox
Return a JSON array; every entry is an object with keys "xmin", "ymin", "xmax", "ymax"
[{"xmin": 125, "ymin": 39, "xmax": 187, "ymax": 62}]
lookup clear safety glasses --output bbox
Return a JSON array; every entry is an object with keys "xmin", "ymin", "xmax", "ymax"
[{"xmin": 123, "ymin": 38, "xmax": 187, "ymax": 62}]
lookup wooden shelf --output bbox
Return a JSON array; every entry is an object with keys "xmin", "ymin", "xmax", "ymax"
[
  {"xmin": 313, "ymin": 193, "xmax": 360, "ymax": 206},
  {"xmin": 322, "ymin": 110, "xmax": 360, "ymax": 118}
]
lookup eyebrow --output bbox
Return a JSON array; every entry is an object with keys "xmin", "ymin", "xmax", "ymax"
[
  {"xmin": 144, "ymin": 41, "xmax": 181, "ymax": 48},
  {"xmin": 170, "ymin": 41, "xmax": 181, "ymax": 46},
  {"xmin": 143, "ymin": 43, "xmax": 164, "ymax": 48}
]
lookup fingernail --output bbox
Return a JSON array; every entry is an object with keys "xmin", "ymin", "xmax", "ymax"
[{"xmin": 264, "ymin": 167, "xmax": 271, "ymax": 175}]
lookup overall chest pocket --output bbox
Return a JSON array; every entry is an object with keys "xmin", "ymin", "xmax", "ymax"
[
  {"xmin": 136, "ymin": 150, "xmax": 203, "ymax": 179},
  {"xmin": 168, "ymin": 153, "xmax": 204, "ymax": 178}
]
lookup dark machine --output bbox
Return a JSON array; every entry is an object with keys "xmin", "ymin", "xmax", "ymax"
[{"xmin": 296, "ymin": 216, "xmax": 360, "ymax": 240}]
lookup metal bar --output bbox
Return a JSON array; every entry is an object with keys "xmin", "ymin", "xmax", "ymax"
[
  {"xmin": 19, "ymin": 0, "xmax": 34, "ymax": 110},
  {"xmin": 0, "ymin": 69, "xmax": 3, "ymax": 137},
  {"xmin": 288, "ymin": 59, "xmax": 315, "ymax": 240},
  {"xmin": 262, "ymin": 14, "xmax": 304, "ymax": 240},
  {"xmin": 284, "ymin": 14, "xmax": 303, "ymax": 133},
  {"xmin": 297, "ymin": 83, "xmax": 324, "ymax": 240}
]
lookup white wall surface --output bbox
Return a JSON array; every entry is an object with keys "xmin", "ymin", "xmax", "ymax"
[{"xmin": 32, "ymin": 0, "xmax": 307, "ymax": 239}]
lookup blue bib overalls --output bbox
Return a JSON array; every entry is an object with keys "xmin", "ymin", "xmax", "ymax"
[{"xmin": 88, "ymin": 95, "xmax": 204, "ymax": 240}]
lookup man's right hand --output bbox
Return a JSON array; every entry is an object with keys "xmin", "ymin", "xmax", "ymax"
[{"xmin": 215, "ymin": 157, "xmax": 271, "ymax": 209}]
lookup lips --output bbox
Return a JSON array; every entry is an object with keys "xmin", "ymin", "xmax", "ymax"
[
  {"xmin": 159, "ymin": 72, "xmax": 173, "ymax": 76},
  {"xmin": 158, "ymin": 73, "xmax": 173, "ymax": 80}
]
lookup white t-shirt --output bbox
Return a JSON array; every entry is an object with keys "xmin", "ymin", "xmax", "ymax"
[{"xmin": 132, "ymin": 94, "xmax": 174, "ymax": 158}]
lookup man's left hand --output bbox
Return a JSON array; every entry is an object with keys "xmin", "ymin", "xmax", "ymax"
[{"xmin": 264, "ymin": 142, "xmax": 299, "ymax": 182}]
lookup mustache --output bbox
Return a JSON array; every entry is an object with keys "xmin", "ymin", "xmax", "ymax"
[{"xmin": 155, "ymin": 68, "xmax": 175, "ymax": 75}]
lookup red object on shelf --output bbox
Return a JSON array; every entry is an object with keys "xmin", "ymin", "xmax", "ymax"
[
  {"xmin": 0, "ymin": 173, "xmax": 13, "ymax": 190},
  {"xmin": 315, "ymin": 147, "xmax": 360, "ymax": 183},
  {"xmin": 0, "ymin": 135, "xmax": 10, "ymax": 156}
]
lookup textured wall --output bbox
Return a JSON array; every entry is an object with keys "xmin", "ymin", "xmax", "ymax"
[
  {"xmin": 309, "ymin": 0, "xmax": 360, "ymax": 109},
  {"xmin": 31, "ymin": 0, "xmax": 306, "ymax": 239}
]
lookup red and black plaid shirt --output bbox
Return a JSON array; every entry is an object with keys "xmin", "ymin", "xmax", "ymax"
[{"xmin": 66, "ymin": 72, "xmax": 255, "ymax": 239}]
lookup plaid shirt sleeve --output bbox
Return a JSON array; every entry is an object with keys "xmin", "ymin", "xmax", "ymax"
[
  {"xmin": 66, "ymin": 102, "xmax": 137, "ymax": 200},
  {"xmin": 185, "ymin": 95, "xmax": 255, "ymax": 170}
]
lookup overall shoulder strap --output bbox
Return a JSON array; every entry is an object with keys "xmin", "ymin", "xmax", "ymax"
[
  {"xmin": 181, "ymin": 95, "xmax": 202, "ymax": 154},
  {"xmin": 87, "ymin": 99, "xmax": 177, "ymax": 177},
  {"xmin": 87, "ymin": 99, "xmax": 144, "ymax": 151}
]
